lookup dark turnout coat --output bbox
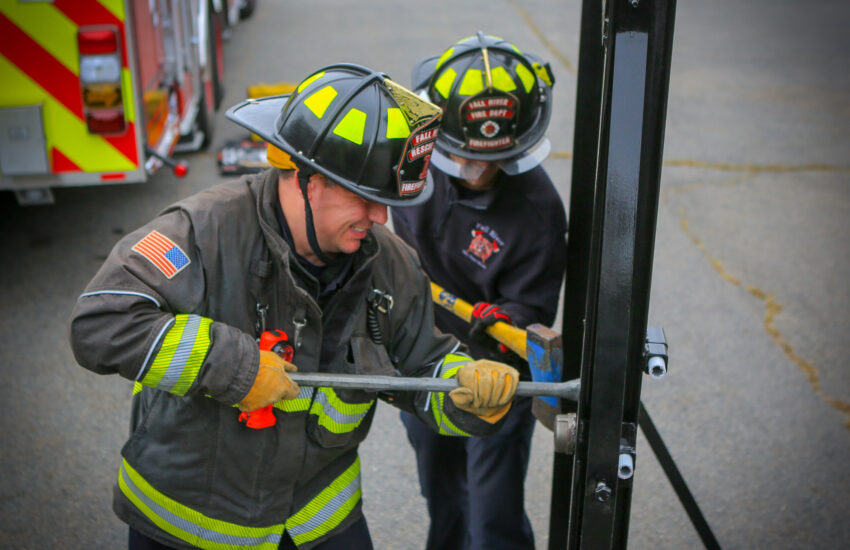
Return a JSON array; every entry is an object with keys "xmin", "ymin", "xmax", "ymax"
[{"xmin": 70, "ymin": 169, "xmax": 503, "ymax": 549}]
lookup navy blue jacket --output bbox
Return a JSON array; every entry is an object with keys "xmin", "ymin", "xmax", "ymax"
[{"xmin": 392, "ymin": 165, "xmax": 568, "ymax": 373}]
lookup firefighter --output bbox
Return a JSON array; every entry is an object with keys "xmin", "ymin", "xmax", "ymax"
[
  {"xmin": 69, "ymin": 64, "xmax": 521, "ymax": 550},
  {"xmin": 391, "ymin": 34, "xmax": 568, "ymax": 550}
]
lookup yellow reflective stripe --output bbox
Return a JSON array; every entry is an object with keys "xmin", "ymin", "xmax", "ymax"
[
  {"xmin": 310, "ymin": 388, "xmax": 374, "ymax": 434},
  {"xmin": 143, "ymin": 315, "xmax": 212, "ymax": 395},
  {"xmin": 0, "ymin": 55, "xmax": 136, "ymax": 171},
  {"xmin": 286, "ymin": 457, "xmax": 361, "ymax": 545},
  {"xmin": 303, "ymin": 85, "xmax": 337, "ymax": 118},
  {"xmin": 96, "ymin": 0, "xmax": 125, "ymax": 20},
  {"xmin": 428, "ymin": 353, "xmax": 472, "ymax": 436},
  {"xmin": 332, "ymin": 108, "xmax": 366, "ymax": 145},
  {"xmin": 119, "ymin": 459, "xmax": 282, "ymax": 549},
  {"xmin": 510, "ymin": 43, "xmax": 523, "ymax": 55},
  {"xmin": 458, "ymin": 69, "xmax": 483, "ymax": 96},
  {"xmin": 297, "ymin": 71, "xmax": 325, "ymax": 93},
  {"xmin": 491, "ymin": 66, "xmax": 517, "ymax": 93},
  {"xmin": 533, "ymin": 62, "xmax": 553, "ymax": 87},
  {"xmin": 430, "ymin": 390, "xmax": 470, "ymax": 437},
  {"xmin": 386, "ymin": 108, "xmax": 410, "ymax": 139},
  {"xmin": 434, "ymin": 47, "xmax": 455, "ymax": 71},
  {"xmin": 0, "ymin": 0, "xmax": 78, "ymax": 74},
  {"xmin": 516, "ymin": 64, "xmax": 536, "ymax": 93},
  {"xmin": 133, "ymin": 381, "xmax": 142, "ymax": 396},
  {"xmin": 122, "ymin": 68, "xmax": 135, "ymax": 122},
  {"xmin": 273, "ymin": 387, "xmax": 314, "ymax": 412},
  {"xmin": 434, "ymin": 67, "xmax": 457, "ymax": 99}
]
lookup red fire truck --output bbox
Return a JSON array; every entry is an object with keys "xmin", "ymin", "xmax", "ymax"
[{"xmin": 0, "ymin": 0, "xmax": 241, "ymax": 204}]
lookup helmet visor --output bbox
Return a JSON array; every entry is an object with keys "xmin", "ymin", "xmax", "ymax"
[{"xmin": 431, "ymin": 137, "xmax": 551, "ymax": 180}]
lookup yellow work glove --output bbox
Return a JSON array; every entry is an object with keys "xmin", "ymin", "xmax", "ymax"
[
  {"xmin": 449, "ymin": 359, "xmax": 519, "ymax": 423},
  {"xmin": 238, "ymin": 350, "xmax": 300, "ymax": 411}
]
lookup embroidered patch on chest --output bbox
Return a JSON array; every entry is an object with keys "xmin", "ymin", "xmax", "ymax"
[
  {"xmin": 462, "ymin": 225, "xmax": 504, "ymax": 268},
  {"xmin": 132, "ymin": 230, "xmax": 191, "ymax": 279}
]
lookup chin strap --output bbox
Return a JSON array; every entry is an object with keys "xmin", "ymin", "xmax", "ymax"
[{"xmin": 296, "ymin": 167, "xmax": 334, "ymax": 265}]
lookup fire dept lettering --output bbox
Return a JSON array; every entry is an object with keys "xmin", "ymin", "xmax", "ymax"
[
  {"xmin": 412, "ymin": 128, "xmax": 439, "ymax": 146},
  {"xmin": 466, "ymin": 109, "xmax": 514, "ymax": 121},
  {"xmin": 401, "ymin": 180, "xmax": 426, "ymax": 194},
  {"xmin": 469, "ymin": 136, "xmax": 513, "ymax": 149},
  {"xmin": 407, "ymin": 140, "xmax": 435, "ymax": 161},
  {"xmin": 465, "ymin": 98, "xmax": 515, "ymax": 110}
]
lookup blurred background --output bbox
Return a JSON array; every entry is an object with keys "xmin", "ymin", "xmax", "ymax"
[{"xmin": 0, "ymin": 0, "xmax": 848, "ymax": 548}]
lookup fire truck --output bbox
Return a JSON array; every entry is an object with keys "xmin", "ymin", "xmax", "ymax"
[{"xmin": 0, "ymin": 0, "xmax": 244, "ymax": 205}]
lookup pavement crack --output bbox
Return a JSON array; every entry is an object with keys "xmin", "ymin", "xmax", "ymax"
[
  {"xmin": 508, "ymin": 0, "xmax": 577, "ymax": 76},
  {"xmin": 677, "ymin": 203, "xmax": 850, "ymax": 429}
]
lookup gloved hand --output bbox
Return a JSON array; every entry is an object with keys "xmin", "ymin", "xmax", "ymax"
[
  {"xmin": 449, "ymin": 359, "xmax": 519, "ymax": 423},
  {"xmin": 469, "ymin": 302, "xmax": 513, "ymax": 354},
  {"xmin": 238, "ymin": 350, "xmax": 300, "ymax": 411}
]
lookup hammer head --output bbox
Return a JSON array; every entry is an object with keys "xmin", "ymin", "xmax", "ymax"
[{"xmin": 526, "ymin": 324, "xmax": 563, "ymax": 431}]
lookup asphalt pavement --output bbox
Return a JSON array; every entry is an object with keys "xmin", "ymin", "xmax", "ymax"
[{"xmin": 1, "ymin": 0, "xmax": 848, "ymax": 548}]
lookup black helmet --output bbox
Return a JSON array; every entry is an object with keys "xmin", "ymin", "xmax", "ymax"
[
  {"xmin": 226, "ymin": 63, "xmax": 442, "ymax": 207},
  {"xmin": 413, "ymin": 33, "xmax": 555, "ymax": 176}
]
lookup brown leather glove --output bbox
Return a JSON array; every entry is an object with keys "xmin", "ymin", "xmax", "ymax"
[
  {"xmin": 238, "ymin": 350, "xmax": 300, "ymax": 411},
  {"xmin": 449, "ymin": 359, "xmax": 519, "ymax": 423}
]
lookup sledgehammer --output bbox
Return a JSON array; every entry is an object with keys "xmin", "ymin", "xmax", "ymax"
[{"xmin": 429, "ymin": 282, "xmax": 570, "ymax": 430}]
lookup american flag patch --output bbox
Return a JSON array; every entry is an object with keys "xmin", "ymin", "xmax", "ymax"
[{"xmin": 132, "ymin": 231, "xmax": 191, "ymax": 279}]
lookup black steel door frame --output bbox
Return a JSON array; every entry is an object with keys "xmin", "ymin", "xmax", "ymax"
[{"xmin": 550, "ymin": 0, "xmax": 678, "ymax": 548}]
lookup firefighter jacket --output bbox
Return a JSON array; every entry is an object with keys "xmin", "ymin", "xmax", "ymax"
[
  {"xmin": 69, "ymin": 168, "xmax": 504, "ymax": 550},
  {"xmin": 392, "ymin": 165, "xmax": 568, "ymax": 375}
]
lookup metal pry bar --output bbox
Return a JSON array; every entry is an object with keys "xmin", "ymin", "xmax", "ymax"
[{"xmin": 289, "ymin": 372, "xmax": 580, "ymax": 401}]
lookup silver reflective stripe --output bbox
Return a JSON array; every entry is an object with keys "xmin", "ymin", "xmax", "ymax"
[
  {"xmin": 157, "ymin": 315, "xmax": 201, "ymax": 392},
  {"xmin": 286, "ymin": 470, "xmax": 361, "ymax": 539},
  {"xmin": 79, "ymin": 289, "xmax": 161, "ymax": 308},
  {"xmin": 312, "ymin": 390, "xmax": 371, "ymax": 425},
  {"xmin": 137, "ymin": 318, "xmax": 175, "ymax": 382},
  {"xmin": 119, "ymin": 461, "xmax": 282, "ymax": 547}
]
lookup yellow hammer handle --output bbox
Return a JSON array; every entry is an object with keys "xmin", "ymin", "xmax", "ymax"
[{"xmin": 430, "ymin": 282, "xmax": 528, "ymax": 359}]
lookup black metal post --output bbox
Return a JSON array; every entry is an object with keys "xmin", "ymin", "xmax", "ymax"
[
  {"xmin": 547, "ymin": 0, "xmax": 605, "ymax": 547},
  {"xmin": 552, "ymin": 0, "xmax": 678, "ymax": 548}
]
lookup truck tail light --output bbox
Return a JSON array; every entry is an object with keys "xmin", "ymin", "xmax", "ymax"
[{"xmin": 78, "ymin": 27, "xmax": 125, "ymax": 135}]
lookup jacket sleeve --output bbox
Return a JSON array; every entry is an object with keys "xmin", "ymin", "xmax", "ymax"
[
  {"xmin": 383, "ymin": 242, "xmax": 508, "ymax": 437},
  {"xmin": 69, "ymin": 209, "xmax": 258, "ymax": 405}
]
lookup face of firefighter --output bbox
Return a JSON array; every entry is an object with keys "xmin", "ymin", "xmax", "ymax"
[
  {"xmin": 449, "ymin": 154, "xmax": 500, "ymax": 191},
  {"xmin": 306, "ymin": 174, "xmax": 388, "ymax": 262}
]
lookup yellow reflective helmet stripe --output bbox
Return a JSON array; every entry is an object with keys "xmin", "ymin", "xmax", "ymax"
[
  {"xmin": 533, "ymin": 62, "xmax": 554, "ymax": 87},
  {"xmin": 303, "ymin": 85, "xmax": 337, "ymax": 118},
  {"xmin": 297, "ymin": 71, "xmax": 325, "ymax": 93},
  {"xmin": 458, "ymin": 69, "xmax": 483, "ymax": 96},
  {"xmin": 333, "ymin": 107, "xmax": 367, "ymax": 145},
  {"xmin": 286, "ymin": 457, "xmax": 362, "ymax": 546},
  {"xmin": 142, "ymin": 314, "xmax": 212, "ymax": 396},
  {"xmin": 386, "ymin": 107, "xmax": 411, "ymax": 139},
  {"xmin": 1, "ymin": 0, "xmax": 78, "ymax": 74},
  {"xmin": 435, "ymin": 47, "xmax": 455, "ymax": 71},
  {"xmin": 491, "ymin": 66, "xmax": 517, "ymax": 93},
  {"xmin": 434, "ymin": 67, "xmax": 457, "ymax": 99},
  {"xmin": 118, "ymin": 459, "xmax": 283, "ymax": 549},
  {"xmin": 515, "ymin": 63, "xmax": 536, "ymax": 93}
]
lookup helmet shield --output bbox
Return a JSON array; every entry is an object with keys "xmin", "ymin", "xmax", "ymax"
[
  {"xmin": 421, "ymin": 33, "xmax": 554, "ymax": 174},
  {"xmin": 226, "ymin": 64, "xmax": 442, "ymax": 207}
]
